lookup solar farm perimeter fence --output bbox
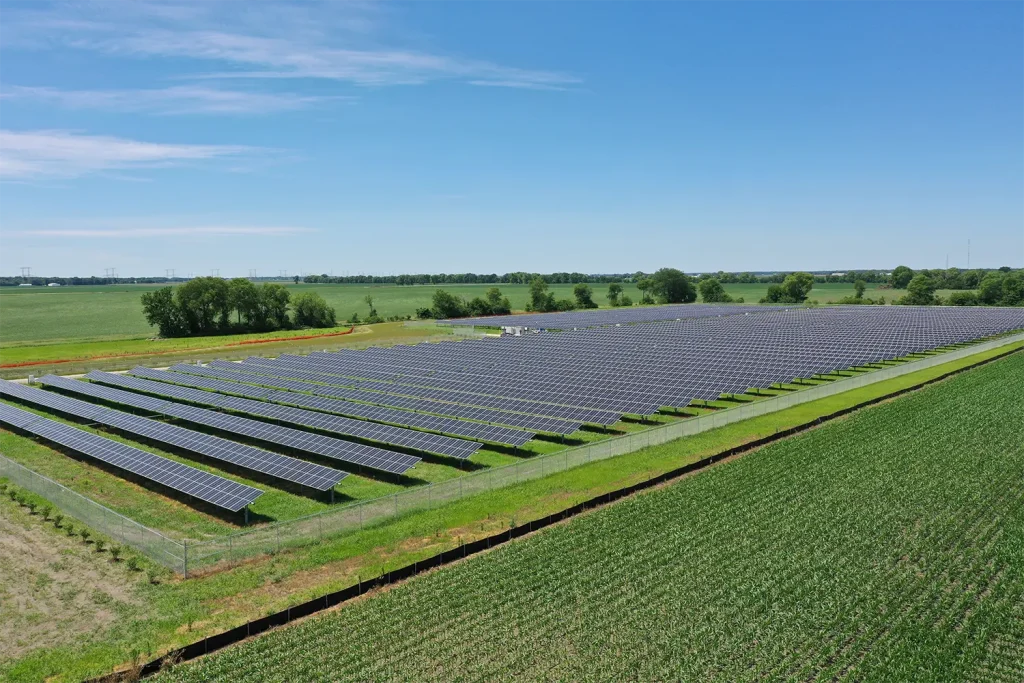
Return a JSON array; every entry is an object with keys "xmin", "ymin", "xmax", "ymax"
[{"xmin": 3, "ymin": 330, "xmax": 1023, "ymax": 576}]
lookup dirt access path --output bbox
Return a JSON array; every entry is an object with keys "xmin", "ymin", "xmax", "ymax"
[{"xmin": 0, "ymin": 500, "xmax": 146, "ymax": 661}]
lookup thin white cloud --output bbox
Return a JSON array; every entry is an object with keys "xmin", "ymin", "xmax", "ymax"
[
  {"xmin": 10, "ymin": 226, "xmax": 314, "ymax": 238},
  {"xmin": 1, "ymin": 84, "xmax": 347, "ymax": 115},
  {"xmin": 0, "ymin": 129, "xmax": 259, "ymax": 179},
  {"xmin": 1, "ymin": 1, "xmax": 580, "ymax": 90}
]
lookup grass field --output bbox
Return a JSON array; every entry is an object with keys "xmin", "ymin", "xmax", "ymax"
[
  {"xmin": 0, "ymin": 342, "xmax": 1018, "ymax": 683},
  {"xmin": 153, "ymin": 349, "xmax": 1024, "ymax": 683},
  {"xmin": 0, "ymin": 281, "xmax": 956, "ymax": 349}
]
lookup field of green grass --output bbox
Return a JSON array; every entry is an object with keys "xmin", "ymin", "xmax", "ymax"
[
  {"xmin": 0, "ymin": 283, "xmax": 646, "ymax": 347},
  {"xmin": 1, "ymin": 341, "xmax": 1018, "ymax": 683},
  {"xmin": 154, "ymin": 349, "xmax": 1024, "ymax": 683},
  {"xmin": 0, "ymin": 281, "xmax": 959, "ymax": 349}
]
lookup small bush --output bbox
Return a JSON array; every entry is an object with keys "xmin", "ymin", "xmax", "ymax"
[
  {"xmin": 79, "ymin": 528, "xmax": 92, "ymax": 543},
  {"xmin": 52, "ymin": 513, "xmax": 64, "ymax": 528},
  {"xmin": 40, "ymin": 505, "xmax": 52, "ymax": 521},
  {"xmin": 126, "ymin": 556, "xmax": 140, "ymax": 572},
  {"xmin": 25, "ymin": 500, "xmax": 37, "ymax": 514},
  {"xmin": 619, "ymin": 295, "xmax": 633, "ymax": 306},
  {"xmin": 65, "ymin": 524, "xmax": 76, "ymax": 537},
  {"xmin": 109, "ymin": 545, "xmax": 123, "ymax": 561},
  {"xmin": 94, "ymin": 539, "xmax": 106, "ymax": 553}
]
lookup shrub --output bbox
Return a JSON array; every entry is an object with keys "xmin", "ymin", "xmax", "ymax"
[
  {"xmin": 94, "ymin": 539, "xmax": 106, "ymax": 553},
  {"xmin": 40, "ymin": 505, "xmax": 52, "ymax": 521},
  {"xmin": 79, "ymin": 528, "xmax": 92, "ymax": 543},
  {"xmin": 126, "ymin": 556, "xmax": 141, "ymax": 572},
  {"xmin": 619, "ymin": 295, "xmax": 633, "ymax": 306},
  {"xmin": 109, "ymin": 545, "xmax": 123, "ymax": 561},
  {"xmin": 52, "ymin": 513, "xmax": 64, "ymax": 528}
]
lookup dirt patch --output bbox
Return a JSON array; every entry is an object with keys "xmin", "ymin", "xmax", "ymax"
[{"xmin": 0, "ymin": 503, "xmax": 145, "ymax": 661}]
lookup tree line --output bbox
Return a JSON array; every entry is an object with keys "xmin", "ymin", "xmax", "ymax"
[{"xmin": 141, "ymin": 277, "xmax": 338, "ymax": 337}]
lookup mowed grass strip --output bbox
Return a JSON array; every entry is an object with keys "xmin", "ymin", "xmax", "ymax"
[{"xmin": 154, "ymin": 351, "xmax": 1024, "ymax": 683}]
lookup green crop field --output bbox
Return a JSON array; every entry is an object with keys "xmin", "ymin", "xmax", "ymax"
[{"xmin": 155, "ymin": 352, "xmax": 1024, "ymax": 683}]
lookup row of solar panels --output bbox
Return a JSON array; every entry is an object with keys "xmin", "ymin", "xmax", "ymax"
[{"xmin": 0, "ymin": 399, "xmax": 262, "ymax": 512}]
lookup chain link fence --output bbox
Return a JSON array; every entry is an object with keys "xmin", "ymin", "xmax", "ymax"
[
  {"xmin": 3, "ymin": 331, "xmax": 1022, "ymax": 575},
  {"xmin": 0, "ymin": 455, "xmax": 186, "ymax": 569}
]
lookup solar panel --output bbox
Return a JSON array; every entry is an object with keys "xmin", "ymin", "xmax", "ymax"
[
  {"xmin": 104, "ymin": 369, "xmax": 482, "ymax": 460},
  {"xmin": 164, "ymin": 364, "xmax": 546, "ymax": 444},
  {"xmin": 26, "ymin": 377, "xmax": 346, "ymax": 491},
  {"xmin": 0, "ymin": 399, "xmax": 262, "ymax": 512},
  {"xmin": 67, "ymin": 373, "xmax": 422, "ymax": 474}
]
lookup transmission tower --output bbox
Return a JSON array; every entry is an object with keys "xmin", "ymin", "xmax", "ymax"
[{"xmin": 19, "ymin": 267, "xmax": 31, "ymax": 279}]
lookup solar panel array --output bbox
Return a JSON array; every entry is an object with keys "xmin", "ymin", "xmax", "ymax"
[
  {"xmin": 89, "ymin": 369, "xmax": 477, "ymax": 460},
  {"xmin": 438, "ymin": 303, "xmax": 791, "ymax": 329},
  {"xmin": 70, "ymin": 372, "xmax": 422, "ymax": 474},
  {"xmin": 18, "ymin": 377, "xmax": 346, "ymax": 491},
  {"xmin": 0, "ymin": 400, "xmax": 261, "ymax": 512},
  {"xmin": 124, "ymin": 367, "xmax": 482, "ymax": 458},
  {"xmin": 168, "ymin": 363, "xmax": 573, "ymax": 438},
  {"xmin": 214, "ymin": 359, "xmax": 621, "ymax": 425},
  {"xmin": 240, "ymin": 306, "xmax": 1024, "ymax": 417},
  {"xmin": 155, "ymin": 364, "xmax": 544, "ymax": 444}
]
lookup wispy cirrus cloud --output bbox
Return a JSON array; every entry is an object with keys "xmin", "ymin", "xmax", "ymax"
[
  {"xmin": 10, "ymin": 225, "xmax": 314, "ymax": 238},
  {"xmin": 0, "ymin": 84, "xmax": 347, "ymax": 115},
  {"xmin": 0, "ymin": 129, "xmax": 259, "ymax": 180},
  {"xmin": 1, "ymin": 1, "xmax": 580, "ymax": 91}
]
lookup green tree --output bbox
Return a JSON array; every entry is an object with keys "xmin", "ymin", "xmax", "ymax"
[
  {"xmin": 946, "ymin": 291, "xmax": 979, "ymax": 306},
  {"xmin": 607, "ymin": 282, "xmax": 623, "ymax": 306},
  {"xmin": 293, "ymin": 275, "xmax": 300, "ymax": 285},
  {"xmin": 636, "ymin": 278, "xmax": 654, "ymax": 304},
  {"xmin": 889, "ymin": 265, "xmax": 914, "ymax": 289},
  {"xmin": 292, "ymin": 292, "xmax": 337, "ymax": 328},
  {"xmin": 227, "ymin": 278, "xmax": 259, "ymax": 325},
  {"xmin": 140, "ymin": 287, "xmax": 184, "ymax": 337},
  {"xmin": 854, "ymin": 279, "xmax": 867, "ymax": 299},
  {"xmin": 526, "ymin": 277, "xmax": 557, "ymax": 312},
  {"xmin": 697, "ymin": 278, "xmax": 732, "ymax": 303},
  {"xmin": 650, "ymin": 268, "xmax": 697, "ymax": 304},
  {"xmin": 977, "ymin": 273, "xmax": 1004, "ymax": 305},
  {"xmin": 573, "ymin": 283, "xmax": 598, "ymax": 309},
  {"xmin": 780, "ymin": 272, "xmax": 814, "ymax": 302},
  {"xmin": 176, "ymin": 277, "xmax": 231, "ymax": 334},
  {"xmin": 619, "ymin": 294, "xmax": 633, "ymax": 306},
  {"xmin": 485, "ymin": 287, "xmax": 512, "ymax": 314},
  {"xmin": 431, "ymin": 289, "xmax": 469, "ymax": 319},
  {"xmin": 900, "ymin": 274, "xmax": 938, "ymax": 305},
  {"xmin": 257, "ymin": 283, "xmax": 291, "ymax": 329},
  {"xmin": 1000, "ymin": 271, "xmax": 1023, "ymax": 306}
]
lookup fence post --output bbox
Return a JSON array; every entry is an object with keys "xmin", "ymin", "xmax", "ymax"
[{"xmin": 183, "ymin": 540, "xmax": 189, "ymax": 578}]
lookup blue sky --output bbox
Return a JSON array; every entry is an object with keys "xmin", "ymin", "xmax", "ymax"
[{"xmin": 1, "ymin": 0, "xmax": 1021, "ymax": 277}]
